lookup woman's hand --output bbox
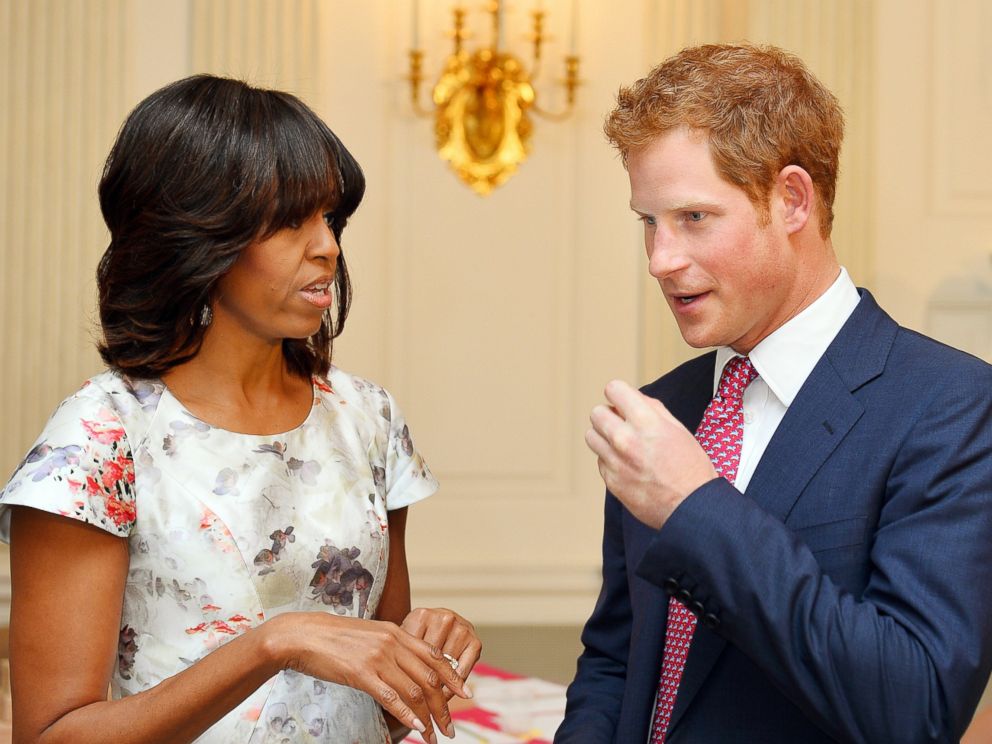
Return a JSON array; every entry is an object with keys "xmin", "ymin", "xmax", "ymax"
[
  {"xmin": 267, "ymin": 612, "xmax": 471, "ymax": 743},
  {"xmin": 401, "ymin": 607, "xmax": 483, "ymax": 695}
]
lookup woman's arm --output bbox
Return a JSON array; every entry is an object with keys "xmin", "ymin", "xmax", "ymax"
[
  {"xmin": 9, "ymin": 506, "xmax": 467, "ymax": 744},
  {"xmin": 376, "ymin": 507, "xmax": 413, "ymax": 626},
  {"xmin": 377, "ymin": 507, "xmax": 449, "ymax": 743},
  {"xmin": 377, "ymin": 508, "xmax": 484, "ymax": 743}
]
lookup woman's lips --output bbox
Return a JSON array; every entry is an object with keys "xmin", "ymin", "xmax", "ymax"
[{"xmin": 300, "ymin": 281, "xmax": 333, "ymax": 309}]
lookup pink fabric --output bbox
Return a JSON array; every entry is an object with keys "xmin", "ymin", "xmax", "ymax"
[
  {"xmin": 650, "ymin": 356, "xmax": 758, "ymax": 743},
  {"xmin": 472, "ymin": 662, "xmax": 525, "ymax": 680}
]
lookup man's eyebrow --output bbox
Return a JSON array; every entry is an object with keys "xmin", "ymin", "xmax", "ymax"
[{"xmin": 629, "ymin": 200, "xmax": 718, "ymax": 213}]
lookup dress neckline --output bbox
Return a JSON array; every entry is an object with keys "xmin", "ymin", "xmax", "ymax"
[{"xmin": 157, "ymin": 377, "xmax": 322, "ymax": 438}]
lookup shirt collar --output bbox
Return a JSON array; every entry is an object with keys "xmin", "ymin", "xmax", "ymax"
[{"xmin": 713, "ymin": 267, "xmax": 861, "ymax": 406}]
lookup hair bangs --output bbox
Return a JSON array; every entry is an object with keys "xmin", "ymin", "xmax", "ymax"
[{"xmin": 258, "ymin": 96, "xmax": 366, "ymax": 240}]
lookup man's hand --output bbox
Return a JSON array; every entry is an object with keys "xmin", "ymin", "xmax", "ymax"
[{"xmin": 586, "ymin": 380, "xmax": 717, "ymax": 529}]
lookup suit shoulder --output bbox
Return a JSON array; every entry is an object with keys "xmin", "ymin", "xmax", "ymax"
[
  {"xmin": 890, "ymin": 326, "xmax": 992, "ymax": 386},
  {"xmin": 640, "ymin": 351, "xmax": 716, "ymax": 402}
]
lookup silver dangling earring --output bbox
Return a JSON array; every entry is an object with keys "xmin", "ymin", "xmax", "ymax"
[{"xmin": 199, "ymin": 304, "xmax": 213, "ymax": 327}]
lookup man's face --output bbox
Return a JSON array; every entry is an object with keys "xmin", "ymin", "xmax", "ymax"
[{"xmin": 627, "ymin": 127, "xmax": 799, "ymax": 353}]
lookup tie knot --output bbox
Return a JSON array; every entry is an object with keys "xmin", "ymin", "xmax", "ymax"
[{"xmin": 716, "ymin": 356, "xmax": 758, "ymax": 401}]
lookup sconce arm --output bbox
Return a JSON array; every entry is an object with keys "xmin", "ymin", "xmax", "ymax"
[
  {"xmin": 407, "ymin": 49, "xmax": 436, "ymax": 118},
  {"xmin": 532, "ymin": 54, "xmax": 580, "ymax": 121}
]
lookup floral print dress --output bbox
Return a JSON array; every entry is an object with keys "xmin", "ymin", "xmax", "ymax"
[{"xmin": 0, "ymin": 367, "xmax": 437, "ymax": 743}]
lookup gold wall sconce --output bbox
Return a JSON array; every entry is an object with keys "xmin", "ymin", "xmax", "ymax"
[{"xmin": 406, "ymin": 1, "xmax": 581, "ymax": 196}]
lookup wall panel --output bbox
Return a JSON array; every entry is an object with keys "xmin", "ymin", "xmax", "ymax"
[
  {"xmin": 377, "ymin": 1, "xmax": 648, "ymax": 618},
  {"xmin": 931, "ymin": 0, "xmax": 992, "ymax": 216},
  {"xmin": 0, "ymin": 0, "xmax": 133, "ymax": 620}
]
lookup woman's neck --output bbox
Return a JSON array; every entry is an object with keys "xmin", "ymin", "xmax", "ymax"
[{"xmin": 160, "ymin": 327, "xmax": 314, "ymax": 435}]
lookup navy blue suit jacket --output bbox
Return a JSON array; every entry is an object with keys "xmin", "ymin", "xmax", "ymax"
[{"xmin": 556, "ymin": 291, "xmax": 992, "ymax": 743}]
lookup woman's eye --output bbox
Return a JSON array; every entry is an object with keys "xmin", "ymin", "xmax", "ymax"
[{"xmin": 324, "ymin": 211, "xmax": 346, "ymax": 239}]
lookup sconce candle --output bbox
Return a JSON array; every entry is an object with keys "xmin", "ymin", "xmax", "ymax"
[
  {"xmin": 570, "ymin": 0, "xmax": 578, "ymax": 54},
  {"xmin": 496, "ymin": 0, "xmax": 504, "ymax": 49},
  {"xmin": 412, "ymin": 0, "xmax": 420, "ymax": 48}
]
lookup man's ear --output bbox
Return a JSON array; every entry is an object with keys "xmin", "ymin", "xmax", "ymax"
[{"xmin": 775, "ymin": 165, "xmax": 815, "ymax": 235}]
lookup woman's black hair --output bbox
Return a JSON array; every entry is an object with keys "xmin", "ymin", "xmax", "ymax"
[{"xmin": 96, "ymin": 74, "xmax": 365, "ymax": 379}]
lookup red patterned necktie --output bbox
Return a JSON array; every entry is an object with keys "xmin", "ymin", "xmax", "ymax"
[{"xmin": 649, "ymin": 355, "xmax": 759, "ymax": 743}]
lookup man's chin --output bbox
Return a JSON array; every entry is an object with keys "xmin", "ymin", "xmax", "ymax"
[{"xmin": 674, "ymin": 323, "xmax": 720, "ymax": 350}]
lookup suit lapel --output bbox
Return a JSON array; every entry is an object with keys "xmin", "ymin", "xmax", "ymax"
[
  {"xmin": 742, "ymin": 363, "xmax": 863, "ymax": 520},
  {"xmin": 743, "ymin": 291, "xmax": 894, "ymax": 521},
  {"xmin": 663, "ymin": 291, "xmax": 897, "ymax": 735}
]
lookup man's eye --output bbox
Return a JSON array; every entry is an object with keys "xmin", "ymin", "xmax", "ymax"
[
  {"xmin": 637, "ymin": 215, "xmax": 656, "ymax": 227},
  {"xmin": 686, "ymin": 211, "xmax": 705, "ymax": 222}
]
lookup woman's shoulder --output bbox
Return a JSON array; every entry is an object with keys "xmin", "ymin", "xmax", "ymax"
[
  {"xmin": 318, "ymin": 367, "xmax": 437, "ymax": 509},
  {"xmin": 56, "ymin": 370, "xmax": 167, "ymax": 434},
  {"xmin": 318, "ymin": 366, "xmax": 395, "ymax": 423},
  {"xmin": 0, "ymin": 370, "xmax": 146, "ymax": 538}
]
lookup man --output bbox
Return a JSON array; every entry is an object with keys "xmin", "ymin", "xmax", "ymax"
[{"xmin": 556, "ymin": 44, "xmax": 992, "ymax": 743}]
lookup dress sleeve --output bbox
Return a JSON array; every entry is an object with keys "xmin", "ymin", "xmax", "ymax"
[
  {"xmin": 0, "ymin": 389, "xmax": 136, "ymax": 540},
  {"xmin": 382, "ymin": 389, "xmax": 438, "ymax": 511}
]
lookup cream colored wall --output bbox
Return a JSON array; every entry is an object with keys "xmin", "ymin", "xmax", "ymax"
[
  {"xmin": 1, "ymin": 1, "xmax": 989, "ymax": 630},
  {"xmin": 874, "ymin": 0, "xmax": 992, "ymax": 359}
]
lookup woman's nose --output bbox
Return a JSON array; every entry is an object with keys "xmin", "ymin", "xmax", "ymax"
[{"xmin": 310, "ymin": 216, "xmax": 341, "ymax": 261}]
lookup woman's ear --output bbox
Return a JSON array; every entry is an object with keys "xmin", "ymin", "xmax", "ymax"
[{"xmin": 774, "ymin": 165, "xmax": 816, "ymax": 235}]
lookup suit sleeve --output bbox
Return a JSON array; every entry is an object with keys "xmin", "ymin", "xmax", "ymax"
[
  {"xmin": 555, "ymin": 492, "xmax": 632, "ymax": 743},
  {"xmin": 635, "ymin": 365, "xmax": 992, "ymax": 743}
]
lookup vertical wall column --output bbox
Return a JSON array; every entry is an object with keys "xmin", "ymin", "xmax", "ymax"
[
  {"xmin": 189, "ymin": 0, "xmax": 322, "ymax": 99},
  {"xmin": 0, "ymin": 0, "xmax": 134, "ymax": 621}
]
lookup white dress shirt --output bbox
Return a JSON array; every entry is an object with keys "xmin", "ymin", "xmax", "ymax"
[{"xmin": 712, "ymin": 267, "xmax": 861, "ymax": 492}]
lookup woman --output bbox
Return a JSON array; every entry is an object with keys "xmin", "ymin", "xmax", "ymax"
[{"xmin": 0, "ymin": 75, "xmax": 480, "ymax": 743}]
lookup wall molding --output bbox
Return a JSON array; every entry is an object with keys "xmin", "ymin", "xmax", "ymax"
[{"xmin": 411, "ymin": 566, "xmax": 602, "ymax": 626}]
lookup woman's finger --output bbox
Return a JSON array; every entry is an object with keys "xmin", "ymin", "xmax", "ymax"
[
  {"xmin": 420, "ymin": 611, "xmax": 456, "ymax": 651},
  {"xmin": 454, "ymin": 634, "xmax": 483, "ymax": 680},
  {"xmin": 392, "ymin": 643, "xmax": 454, "ymax": 739},
  {"xmin": 366, "ymin": 675, "xmax": 428, "ymax": 741},
  {"xmin": 417, "ymin": 608, "xmax": 481, "ymax": 681}
]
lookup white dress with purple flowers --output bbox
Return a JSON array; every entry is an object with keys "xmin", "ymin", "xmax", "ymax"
[{"xmin": 0, "ymin": 368, "xmax": 437, "ymax": 743}]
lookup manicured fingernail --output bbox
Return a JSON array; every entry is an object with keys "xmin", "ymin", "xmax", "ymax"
[
  {"xmin": 463, "ymin": 683, "xmax": 474, "ymax": 699},
  {"xmin": 429, "ymin": 732, "xmax": 438, "ymax": 744},
  {"xmin": 412, "ymin": 717, "xmax": 426, "ymax": 733}
]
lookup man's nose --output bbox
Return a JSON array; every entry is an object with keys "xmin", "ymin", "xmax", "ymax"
[{"xmin": 647, "ymin": 231, "xmax": 690, "ymax": 279}]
